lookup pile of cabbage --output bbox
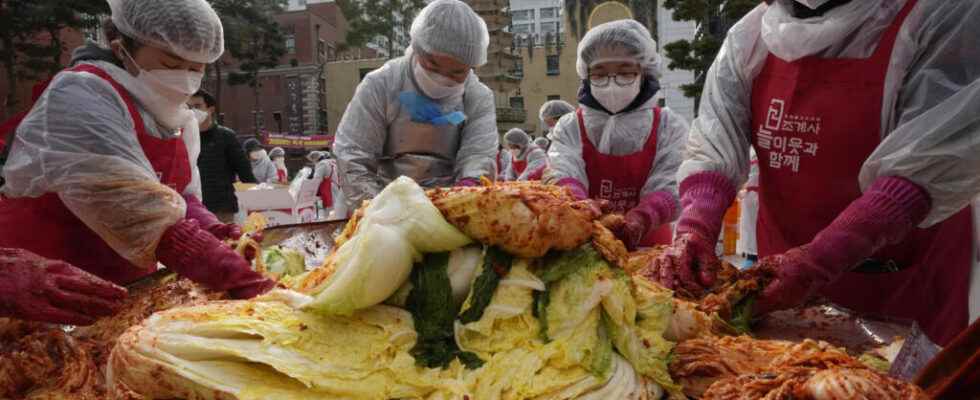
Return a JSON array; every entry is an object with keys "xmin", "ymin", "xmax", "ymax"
[{"xmin": 109, "ymin": 178, "xmax": 683, "ymax": 400}]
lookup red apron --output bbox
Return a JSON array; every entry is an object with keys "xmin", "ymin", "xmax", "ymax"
[
  {"xmin": 277, "ymin": 168, "xmax": 287, "ymax": 184},
  {"xmin": 750, "ymin": 0, "xmax": 970, "ymax": 345},
  {"xmin": 579, "ymin": 108, "xmax": 672, "ymax": 246},
  {"xmin": 318, "ymin": 167, "xmax": 334, "ymax": 208},
  {"xmin": 511, "ymin": 157, "xmax": 528, "ymax": 176},
  {"xmin": 0, "ymin": 64, "xmax": 192, "ymax": 285}
]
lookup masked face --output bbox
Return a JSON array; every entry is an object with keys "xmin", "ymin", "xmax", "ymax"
[
  {"xmin": 250, "ymin": 151, "xmax": 263, "ymax": 161},
  {"xmin": 591, "ymin": 78, "xmax": 641, "ymax": 114},
  {"xmin": 413, "ymin": 58, "xmax": 466, "ymax": 100},
  {"xmin": 274, "ymin": 157, "xmax": 287, "ymax": 169},
  {"xmin": 120, "ymin": 46, "xmax": 203, "ymax": 102}
]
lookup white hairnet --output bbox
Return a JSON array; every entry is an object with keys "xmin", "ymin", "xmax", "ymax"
[
  {"xmin": 269, "ymin": 147, "xmax": 285, "ymax": 159},
  {"xmin": 576, "ymin": 20, "xmax": 661, "ymax": 80},
  {"xmin": 306, "ymin": 151, "xmax": 325, "ymax": 163},
  {"xmin": 680, "ymin": 0, "xmax": 980, "ymax": 227},
  {"xmin": 108, "ymin": 0, "xmax": 224, "ymax": 64},
  {"xmin": 409, "ymin": 0, "xmax": 489, "ymax": 66},
  {"xmin": 539, "ymin": 100, "xmax": 576, "ymax": 121},
  {"xmin": 534, "ymin": 137, "xmax": 550, "ymax": 148},
  {"xmin": 504, "ymin": 128, "xmax": 530, "ymax": 148}
]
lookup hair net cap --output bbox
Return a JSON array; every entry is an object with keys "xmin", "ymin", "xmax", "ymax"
[
  {"xmin": 539, "ymin": 100, "xmax": 576, "ymax": 121},
  {"xmin": 576, "ymin": 20, "xmax": 661, "ymax": 80},
  {"xmin": 410, "ymin": 0, "xmax": 489, "ymax": 66},
  {"xmin": 306, "ymin": 151, "xmax": 324, "ymax": 163},
  {"xmin": 534, "ymin": 137, "xmax": 550, "ymax": 148},
  {"xmin": 243, "ymin": 139, "xmax": 262, "ymax": 152},
  {"xmin": 269, "ymin": 147, "xmax": 286, "ymax": 158},
  {"xmin": 504, "ymin": 128, "xmax": 530, "ymax": 147},
  {"xmin": 108, "ymin": 0, "xmax": 225, "ymax": 64}
]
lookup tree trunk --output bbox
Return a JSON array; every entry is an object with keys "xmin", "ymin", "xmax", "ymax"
[{"xmin": 214, "ymin": 61, "xmax": 223, "ymax": 119}]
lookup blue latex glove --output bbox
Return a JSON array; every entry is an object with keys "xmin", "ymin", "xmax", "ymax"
[{"xmin": 399, "ymin": 91, "xmax": 466, "ymax": 126}]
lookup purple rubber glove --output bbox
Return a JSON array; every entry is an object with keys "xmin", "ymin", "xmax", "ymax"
[
  {"xmin": 652, "ymin": 171, "xmax": 736, "ymax": 296},
  {"xmin": 0, "ymin": 248, "xmax": 127, "ymax": 325},
  {"xmin": 754, "ymin": 177, "xmax": 930, "ymax": 315},
  {"xmin": 183, "ymin": 194, "xmax": 242, "ymax": 240},
  {"xmin": 156, "ymin": 220, "xmax": 276, "ymax": 299},
  {"xmin": 557, "ymin": 177, "xmax": 589, "ymax": 201},
  {"xmin": 621, "ymin": 191, "xmax": 678, "ymax": 251},
  {"xmin": 456, "ymin": 178, "xmax": 481, "ymax": 187}
]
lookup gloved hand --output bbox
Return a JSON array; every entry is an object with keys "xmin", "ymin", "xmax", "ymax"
[
  {"xmin": 456, "ymin": 178, "xmax": 481, "ymax": 187},
  {"xmin": 156, "ymin": 219, "xmax": 276, "ymax": 299},
  {"xmin": 556, "ymin": 177, "xmax": 588, "ymax": 201},
  {"xmin": 0, "ymin": 248, "xmax": 127, "ymax": 325},
  {"xmin": 183, "ymin": 194, "xmax": 243, "ymax": 241},
  {"xmin": 754, "ymin": 176, "xmax": 931, "ymax": 314},
  {"xmin": 620, "ymin": 191, "xmax": 677, "ymax": 251},
  {"xmin": 651, "ymin": 172, "xmax": 736, "ymax": 296}
]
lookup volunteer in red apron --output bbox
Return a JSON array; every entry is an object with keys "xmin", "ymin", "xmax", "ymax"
[
  {"xmin": 0, "ymin": 0, "xmax": 274, "ymax": 299},
  {"xmin": 539, "ymin": 100, "xmax": 575, "ymax": 139},
  {"xmin": 653, "ymin": 0, "xmax": 980, "ymax": 345},
  {"xmin": 548, "ymin": 20, "xmax": 690, "ymax": 251},
  {"xmin": 501, "ymin": 128, "xmax": 547, "ymax": 181}
]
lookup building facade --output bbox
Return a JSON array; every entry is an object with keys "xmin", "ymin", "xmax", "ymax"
[{"xmin": 654, "ymin": 1, "xmax": 697, "ymax": 122}]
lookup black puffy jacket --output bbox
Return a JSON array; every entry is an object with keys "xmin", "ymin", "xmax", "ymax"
[{"xmin": 198, "ymin": 124, "xmax": 257, "ymax": 213}]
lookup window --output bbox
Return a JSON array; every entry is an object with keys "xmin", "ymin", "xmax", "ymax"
[
  {"xmin": 317, "ymin": 40, "xmax": 326, "ymax": 62},
  {"xmin": 540, "ymin": 21, "xmax": 559, "ymax": 34},
  {"xmin": 318, "ymin": 110, "xmax": 328, "ymax": 130},
  {"xmin": 511, "ymin": 60, "xmax": 524, "ymax": 78},
  {"xmin": 359, "ymin": 67, "xmax": 375, "ymax": 80},
  {"xmin": 511, "ymin": 9, "xmax": 533, "ymax": 22},
  {"xmin": 510, "ymin": 96, "xmax": 525, "ymax": 110},
  {"xmin": 546, "ymin": 55, "xmax": 560, "ymax": 76},
  {"xmin": 540, "ymin": 7, "xmax": 559, "ymax": 19},
  {"xmin": 285, "ymin": 34, "xmax": 296, "ymax": 53},
  {"xmin": 511, "ymin": 23, "xmax": 534, "ymax": 34},
  {"xmin": 547, "ymin": 95, "xmax": 561, "ymax": 101},
  {"xmin": 218, "ymin": 113, "xmax": 226, "ymax": 125}
]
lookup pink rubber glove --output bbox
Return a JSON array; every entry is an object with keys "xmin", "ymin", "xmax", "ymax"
[
  {"xmin": 156, "ymin": 220, "xmax": 276, "ymax": 299},
  {"xmin": 754, "ymin": 177, "xmax": 931, "ymax": 314},
  {"xmin": 621, "ymin": 191, "xmax": 678, "ymax": 251},
  {"xmin": 0, "ymin": 248, "xmax": 127, "ymax": 325},
  {"xmin": 456, "ymin": 178, "xmax": 481, "ymax": 187},
  {"xmin": 183, "ymin": 194, "xmax": 242, "ymax": 241},
  {"xmin": 557, "ymin": 177, "xmax": 589, "ymax": 201},
  {"xmin": 652, "ymin": 172, "xmax": 736, "ymax": 296}
]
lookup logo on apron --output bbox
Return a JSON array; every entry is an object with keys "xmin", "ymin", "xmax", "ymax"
[
  {"xmin": 756, "ymin": 98, "xmax": 822, "ymax": 173},
  {"xmin": 599, "ymin": 179, "xmax": 637, "ymax": 212}
]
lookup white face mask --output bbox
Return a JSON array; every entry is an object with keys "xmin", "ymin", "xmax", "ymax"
[
  {"xmin": 795, "ymin": 0, "xmax": 831, "ymax": 10},
  {"xmin": 413, "ymin": 58, "xmax": 466, "ymax": 100},
  {"xmin": 274, "ymin": 158, "xmax": 287, "ymax": 169},
  {"xmin": 591, "ymin": 78, "xmax": 641, "ymax": 114},
  {"xmin": 121, "ymin": 47, "xmax": 203, "ymax": 100}
]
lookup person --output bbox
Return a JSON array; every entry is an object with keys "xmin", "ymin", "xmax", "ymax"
[
  {"xmin": 245, "ymin": 138, "xmax": 278, "ymax": 184},
  {"xmin": 188, "ymin": 89, "xmax": 257, "ymax": 222},
  {"xmin": 308, "ymin": 151, "xmax": 349, "ymax": 218},
  {"xmin": 534, "ymin": 136, "xmax": 551, "ymax": 152},
  {"xmin": 539, "ymin": 99, "xmax": 575, "ymax": 139},
  {"xmin": 547, "ymin": 20, "xmax": 689, "ymax": 251},
  {"xmin": 652, "ymin": 0, "xmax": 980, "ymax": 345},
  {"xmin": 0, "ymin": 0, "xmax": 274, "ymax": 299},
  {"xmin": 501, "ymin": 128, "xmax": 546, "ymax": 181},
  {"xmin": 269, "ymin": 147, "xmax": 288, "ymax": 184},
  {"xmin": 333, "ymin": 0, "xmax": 497, "ymax": 209},
  {"xmin": 735, "ymin": 150, "xmax": 759, "ymax": 268},
  {"xmin": 0, "ymin": 248, "xmax": 127, "ymax": 326}
]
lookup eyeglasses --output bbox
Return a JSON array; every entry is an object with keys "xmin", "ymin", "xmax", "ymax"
[{"xmin": 588, "ymin": 72, "xmax": 639, "ymax": 88}]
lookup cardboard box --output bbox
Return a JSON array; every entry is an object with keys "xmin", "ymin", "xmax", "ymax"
[{"xmin": 235, "ymin": 177, "xmax": 322, "ymax": 226}]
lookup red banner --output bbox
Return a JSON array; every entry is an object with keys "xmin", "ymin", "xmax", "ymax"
[{"xmin": 261, "ymin": 133, "xmax": 334, "ymax": 149}]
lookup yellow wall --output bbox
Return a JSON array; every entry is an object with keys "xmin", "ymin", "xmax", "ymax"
[
  {"xmin": 325, "ymin": 58, "xmax": 387, "ymax": 135},
  {"xmin": 512, "ymin": 37, "xmax": 581, "ymax": 137}
]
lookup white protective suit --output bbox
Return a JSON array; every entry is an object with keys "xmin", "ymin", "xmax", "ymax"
[
  {"xmin": 313, "ymin": 158, "xmax": 348, "ymax": 218},
  {"xmin": 546, "ymin": 97, "xmax": 690, "ymax": 208},
  {"xmin": 333, "ymin": 54, "xmax": 498, "ymax": 209},
  {"xmin": 250, "ymin": 150, "xmax": 279, "ymax": 184},
  {"xmin": 502, "ymin": 145, "xmax": 547, "ymax": 182},
  {"xmin": 680, "ymin": 0, "xmax": 980, "ymax": 322},
  {"xmin": 1, "ymin": 50, "xmax": 204, "ymax": 267}
]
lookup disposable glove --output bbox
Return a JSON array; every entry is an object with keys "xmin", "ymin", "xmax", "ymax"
[
  {"xmin": 620, "ymin": 191, "xmax": 676, "ymax": 251},
  {"xmin": 556, "ymin": 177, "xmax": 589, "ymax": 201},
  {"xmin": 183, "ymin": 194, "xmax": 242, "ymax": 240},
  {"xmin": 156, "ymin": 219, "xmax": 276, "ymax": 299},
  {"xmin": 456, "ymin": 178, "xmax": 481, "ymax": 187},
  {"xmin": 0, "ymin": 248, "xmax": 127, "ymax": 325},
  {"xmin": 754, "ymin": 177, "xmax": 931, "ymax": 314},
  {"xmin": 652, "ymin": 172, "xmax": 736, "ymax": 296}
]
